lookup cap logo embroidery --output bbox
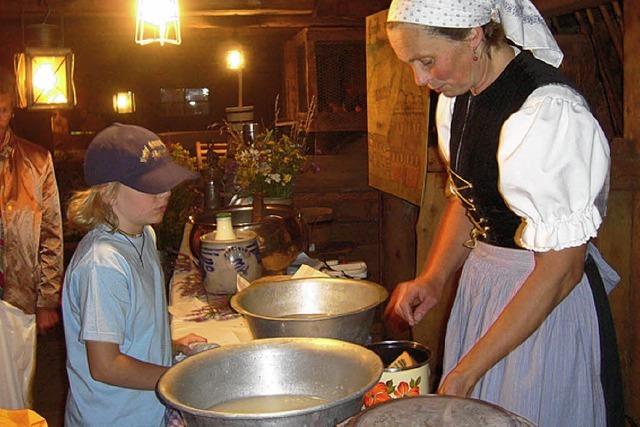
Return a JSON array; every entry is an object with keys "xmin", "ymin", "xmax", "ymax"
[{"xmin": 139, "ymin": 139, "xmax": 168, "ymax": 163}]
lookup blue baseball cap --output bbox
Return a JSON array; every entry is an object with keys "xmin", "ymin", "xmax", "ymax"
[{"xmin": 84, "ymin": 123, "xmax": 199, "ymax": 194}]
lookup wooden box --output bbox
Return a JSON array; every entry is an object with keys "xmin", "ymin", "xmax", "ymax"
[{"xmin": 283, "ymin": 27, "xmax": 366, "ymax": 132}]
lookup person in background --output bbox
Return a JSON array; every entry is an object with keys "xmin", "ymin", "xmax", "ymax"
[
  {"xmin": 0, "ymin": 68, "xmax": 63, "ymax": 408},
  {"xmin": 62, "ymin": 123, "xmax": 206, "ymax": 426},
  {"xmin": 383, "ymin": 1, "xmax": 624, "ymax": 426}
]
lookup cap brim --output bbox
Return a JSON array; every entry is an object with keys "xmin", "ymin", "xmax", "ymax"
[{"xmin": 125, "ymin": 161, "xmax": 200, "ymax": 194}]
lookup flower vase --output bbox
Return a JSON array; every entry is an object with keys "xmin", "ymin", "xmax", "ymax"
[
  {"xmin": 252, "ymin": 193, "xmax": 265, "ymax": 223},
  {"xmin": 265, "ymin": 196, "xmax": 293, "ymax": 206}
]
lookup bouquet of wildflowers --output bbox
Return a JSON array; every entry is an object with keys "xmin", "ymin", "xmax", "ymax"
[{"xmin": 226, "ymin": 97, "xmax": 316, "ymax": 199}]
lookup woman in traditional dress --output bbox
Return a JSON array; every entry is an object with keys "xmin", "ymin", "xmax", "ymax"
[{"xmin": 383, "ymin": 1, "xmax": 624, "ymax": 425}]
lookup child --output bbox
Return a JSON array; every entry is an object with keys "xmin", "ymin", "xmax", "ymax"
[{"xmin": 62, "ymin": 123, "xmax": 205, "ymax": 426}]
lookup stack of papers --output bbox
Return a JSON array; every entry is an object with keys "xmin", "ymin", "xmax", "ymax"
[{"xmin": 322, "ymin": 260, "xmax": 368, "ymax": 279}]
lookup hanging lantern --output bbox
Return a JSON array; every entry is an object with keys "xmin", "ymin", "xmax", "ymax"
[
  {"xmin": 113, "ymin": 91, "xmax": 136, "ymax": 114},
  {"xmin": 135, "ymin": 0, "xmax": 181, "ymax": 46},
  {"xmin": 14, "ymin": 21, "xmax": 77, "ymax": 110}
]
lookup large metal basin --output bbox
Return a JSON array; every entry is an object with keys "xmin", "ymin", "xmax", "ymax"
[
  {"xmin": 189, "ymin": 204, "xmax": 305, "ymax": 273},
  {"xmin": 230, "ymin": 278, "xmax": 389, "ymax": 344},
  {"xmin": 157, "ymin": 338, "xmax": 384, "ymax": 427}
]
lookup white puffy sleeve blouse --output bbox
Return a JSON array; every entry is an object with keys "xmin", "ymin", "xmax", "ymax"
[{"xmin": 436, "ymin": 84, "xmax": 610, "ymax": 252}]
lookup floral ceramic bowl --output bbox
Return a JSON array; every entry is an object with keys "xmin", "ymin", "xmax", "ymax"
[{"xmin": 363, "ymin": 341, "xmax": 432, "ymax": 408}]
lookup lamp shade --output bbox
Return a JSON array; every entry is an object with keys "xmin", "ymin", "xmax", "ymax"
[
  {"xmin": 135, "ymin": 0, "xmax": 181, "ymax": 46},
  {"xmin": 14, "ymin": 47, "xmax": 76, "ymax": 110},
  {"xmin": 113, "ymin": 91, "xmax": 136, "ymax": 113}
]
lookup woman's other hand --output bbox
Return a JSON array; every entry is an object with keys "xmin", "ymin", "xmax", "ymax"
[{"xmin": 437, "ymin": 367, "xmax": 476, "ymax": 397}]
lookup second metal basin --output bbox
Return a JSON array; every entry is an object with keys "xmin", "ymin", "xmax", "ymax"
[{"xmin": 230, "ymin": 277, "xmax": 389, "ymax": 344}]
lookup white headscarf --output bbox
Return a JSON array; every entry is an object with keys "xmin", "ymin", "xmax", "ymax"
[{"xmin": 387, "ymin": 0, "xmax": 563, "ymax": 67}]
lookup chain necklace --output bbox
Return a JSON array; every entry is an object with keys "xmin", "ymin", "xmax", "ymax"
[
  {"xmin": 117, "ymin": 229, "xmax": 145, "ymax": 268},
  {"xmin": 453, "ymin": 94, "xmax": 473, "ymax": 171}
]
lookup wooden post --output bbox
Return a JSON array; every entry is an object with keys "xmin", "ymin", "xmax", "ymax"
[{"xmin": 238, "ymin": 68, "xmax": 243, "ymax": 107}]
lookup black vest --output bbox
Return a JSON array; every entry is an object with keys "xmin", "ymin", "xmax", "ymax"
[{"xmin": 449, "ymin": 51, "xmax": 573, "ymax": 248}]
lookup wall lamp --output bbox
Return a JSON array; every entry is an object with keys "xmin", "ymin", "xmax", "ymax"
[{"xmin": 113, "ymin": 91, "xmax": 136, "ymax": 114}]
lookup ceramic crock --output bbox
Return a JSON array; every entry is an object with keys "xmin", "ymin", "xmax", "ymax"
[
  {"xmin": 200, "ymin": 230, "xmax": 262, "ymax": 294},
  {"xmin": 363, "ymin": 340, "xmax": 431, "ymax": 408}
]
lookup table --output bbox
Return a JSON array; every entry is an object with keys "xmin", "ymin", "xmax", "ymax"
[
  {"xmin": 168, "ymin": 222, "xmax": 253, "ymax": 346},
  {"xmin": 167, "ymin": 222, "xmax": 368, "ymax": 345}
]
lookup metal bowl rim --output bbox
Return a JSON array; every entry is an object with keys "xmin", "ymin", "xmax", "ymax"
[
  {"xmin": 229, "ymin": 278, "xmax": 389, "ymax": 321},
  {"xmin": 188, "ymin": 205, "xmax": 298, "ymax": 228},
  {"xmin": 352, "ymin": 394, "xmax": 537, "ymax": 426},
  {"xmin": 156, "ymin": 337, "xmax": 384, "ymax": 420}
]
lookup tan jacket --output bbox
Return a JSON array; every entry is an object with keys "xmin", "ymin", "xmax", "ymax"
[{"xmin": 0, "ymin": 129, "xmax": 63, "ymax": 314}]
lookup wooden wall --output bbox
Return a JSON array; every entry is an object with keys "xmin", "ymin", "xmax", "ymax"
[
  {"xmin": 293, "ymin": 138, "xmax": 382, "ymax": 282},
  {"xmin": 0, "ymin": 22, "xmax": 289, "ymax": 145},
  {"xmin": 0, "ymin": 15, "xmax": 384, "ymax": 284},
  {"xmin": 623, "ymin": 0, "xmax": 640, "ymax": 420}
]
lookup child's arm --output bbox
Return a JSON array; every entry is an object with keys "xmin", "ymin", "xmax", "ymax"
[{"xmin": 86, "ymin": 341, "xmax": 168, "ymax": 390}]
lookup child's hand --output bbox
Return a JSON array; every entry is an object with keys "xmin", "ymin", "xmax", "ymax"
[{"xmin": 173, "ymin": 333, "xmax": 207, "ymax": 355}]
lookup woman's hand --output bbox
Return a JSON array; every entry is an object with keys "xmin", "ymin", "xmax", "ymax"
[
  {"xmin": 173, "ymin": 333, "xmax": 207, "ymax": 354},
  {"xmin": 437, "ymin": 367, "xmax": 476, "ymax": 397},
  {"xmin": 384, "ymin": 277, "xmax": 442, "ymax": 330},
  {"xmin": 384, "ymin": 199, "xmax": 473, "ymax": 333},
  {"xmin": 437, "ymin": 244, "xmax": 588, "ymax": 398}
]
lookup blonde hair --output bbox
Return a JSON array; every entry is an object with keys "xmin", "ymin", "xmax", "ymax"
[{"xmin": 66, "ymin": 182, "xmax": 120, "ymax": 232}]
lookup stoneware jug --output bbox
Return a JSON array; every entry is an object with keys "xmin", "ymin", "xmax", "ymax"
[{"xmin": 200, "ymin": 230, "xmax": 262, "ymax": 294}]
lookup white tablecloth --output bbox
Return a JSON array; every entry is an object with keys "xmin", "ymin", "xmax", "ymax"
[{"xmin": 168, "ymin": 222, "xmax": 253, "ymax": 346}]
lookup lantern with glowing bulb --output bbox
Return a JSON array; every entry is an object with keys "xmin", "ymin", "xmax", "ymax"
[
  {"xmin": 113, "ymin": 91, "xmax": 136, "ymax": 114},
  {"xmin": 14, "ymin": 22, "xmax": 77, "ymax": 110},
  {"xmin": 136, "ymin": 0, "xmax": 181, "ymax": 46}
]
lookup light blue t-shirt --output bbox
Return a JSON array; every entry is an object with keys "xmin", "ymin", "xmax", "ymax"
[{"xmin": 62, "ymin": 224, "xmax": 171, "ymax": 427}]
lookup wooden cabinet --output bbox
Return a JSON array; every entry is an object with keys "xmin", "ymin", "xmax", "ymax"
[{"xmin": 283, "ymin": 27, "xmax": 366, "ymax": 132}]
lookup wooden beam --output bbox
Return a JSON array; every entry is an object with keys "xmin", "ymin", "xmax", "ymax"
[
  {"xmin": 186, "ymin": 15, "xmax": 363, "ymax": 29},
  {"xmin": 0, "ymin": 0, "xmax": 314, "ymax": 18},
  {"xmin": 598, "ymin": 5, "xmax": 623, "ymax": 62},
  {"xmin": 184, "ymin": 9, "xmax": 312, "ymax": 17},
  {"xmin": 532, "ymin": 0, "xmax": 611, "ymax": 17},
  {"xmin": 187, "ymin": 0, "xmax": 314, "ymax": 16}
]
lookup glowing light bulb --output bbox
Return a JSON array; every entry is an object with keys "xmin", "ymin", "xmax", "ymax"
[
  {"xmin": 226, "ymin": 50, "xmax": 245, "ymax": 70},
  {"xmin": 139, "ymin": 0, "xmax": 178, "ymax": 25},
  {"xmin": 135, "ymin": 0, "xmax": 181, "ymax": 45},
  {"xmin": 33, "ymin": 63, "xmax": 57, "ymax": 91},
  {"xmin": 113, "ymin": 91, "xmax": 135, "ymax": 113},
  {"xmin": 117, "ymin": 93, "xmax": 129, "ymax": 109}
]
